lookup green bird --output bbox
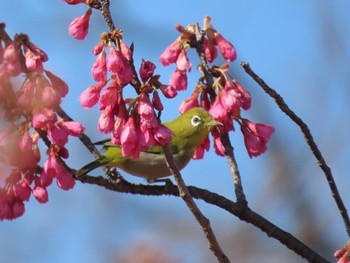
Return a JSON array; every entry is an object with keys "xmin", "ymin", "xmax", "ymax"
[{"xmin": 77, "ymin": 107, "xmax": 222, "ymax": 182}]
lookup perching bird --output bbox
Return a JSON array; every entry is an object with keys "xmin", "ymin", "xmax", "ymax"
[{"xmin": 77, "ymin": 107, "xmax": 222, "ymax": 182}]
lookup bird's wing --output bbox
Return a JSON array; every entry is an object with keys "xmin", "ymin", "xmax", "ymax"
[{"xmin": 98, "ymin": 139, "xmax": 179, "ymax": 155}]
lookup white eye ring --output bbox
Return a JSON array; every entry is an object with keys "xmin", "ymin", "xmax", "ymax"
[{"xmin": 191, "ymin": 115, "xmax": 202, "ymax": 127}]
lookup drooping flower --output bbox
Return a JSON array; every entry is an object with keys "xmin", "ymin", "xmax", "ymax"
[
  {"xmin": 179, "ymin": 89, "xmax": 199, "ymax": 114},
  {"xmin": 56, "ymin": 168, "xmax": 75, "ymax": 190},
  {"xmin": 152, "ymin": 91, "xmax": 163, "ymax": 111},
  {"xmin": 107, "ymin": 46, "xmax": 125, "ymax": 73},
  {"xmin": 48, "ymin": 122, "xmax": 69, "ymax": 146},
  {"xmin": 241, "ymin": 119, "xmax": 275, "ymax": 158},
  {"xmin": 203, "ymin": 37, "xmax": 217, "ymax": 63},
  {"xmin": 120, "ymin": 117, "xmax": 140, "ymax": 159},
  {"xmin": 92, "ymin": 50, "xmax": 107, "ymax": 82},
  {"xmin": 45, "ymin": 70, "xmax": 69, "ymax": 98},
  {"xmin": 79, "ymin": 81, "xmax": 106, "ymax": 109},
  {"xmin": 176, "ymin": 49, "xmax": 191, "ymax": 72},
  {"xmin": 159, "ymin": 85, "xmax": 177, "ymax": 99},
  {"xmin": 159, "ymin": 39, "xmax": 182, "ymax": 66},
  {"xmin": 192, "ymin": 136, "xmax": 210, "ymax": 159},
  {"xmin": 211, "ymin": 129, "xmax": 225, "ymax": 156},
  {"xmin": 98, "ymin": 105, "xmax": 115, "ymax": 134},
  {"xmin": 98, "ymin": 82, "xmax": 119, "ymax": 110},
  {"xmin": 169, "ymin": 69, "xmax": 187, "ymax": 91},
  {"xmin": 153, "ymin": 125, "xmax": 173, "ymax": 145},
  {"xmin": 139, "ymin": 59, "xmax": 156, "ymax": 82},
  {"xmin": 60, "ymin": 121, "xmax": 85, "ymax": 137},
  {"xmin": 68, "ymin": 8, "xmax": 92, "ymax": 40},
  {"xmin": 32, "ymin": 186, "xmax": 48, "ymax": 203},
  {"xmin": 214, "ymin": 33, "xmax": 237, "ymax": 62},
  {"xmin": 43, "ymin": 151, "xmax": 64, "ymax": 178}
]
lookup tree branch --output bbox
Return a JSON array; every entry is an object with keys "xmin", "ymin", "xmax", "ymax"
[
  {"xmin": 241, "ymin": 61, "xmax": 350, "ymax": 238},
  {"xmin": 76, "ymin": 173, "xmax": 330, "ymax": 263},
  {"xmin": 162, "ymin": 144, "xmax": 231, "ymax": 263}
]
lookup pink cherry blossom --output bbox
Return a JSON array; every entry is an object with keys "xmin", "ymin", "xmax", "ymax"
[
  {"xmin": 99, "ymin": 82, "xmax": 119, "ymax": 110},
  {"xmin": 32, "ymin": 108, "xmax": 57, "ymax": 129},
  {"xmin": 32, "ymin": 186, "xmax": 48, "ymax": 203},
  {"xmin": 41, "ymin": 86, "xmax": 61, "ymax": 108},
  {"xmin": 241, "ymin": 119, "xmax": 275, "ymax": 158},
  {"xmin": 159, "ymin": 39, "xmax": 182, "ymax": 66},
  {"xmin": 12, "ymin": 201, "xmax": 25, "ymax": 219},
  {"xmin": 56, "ymin": 169, "xmax": 75, "ymax": 190},
  {"xmin": 4, "ymin": 42, "xmax": 19, "ymax": 63},
  {"xmin": 98, "ymin": 105, "xmax": 115, "ymax": 133},
  {"xmin": 79, "ymin": 81, "xmax": 106, "ymax": 109},
  {"xmin": 13, "ymin": 178, "xmax": 31, "ymax": 202},
  {"xmin": 139, "ymin": 59, "xmax": 156, "ymax": 82},
  {"xmin": 203, "ymin": 37, "xmax": 217, "ymax": 63},
  {"xmin": 107, "ymin": 46, "xmax": 125, "ymax": 73},
  {"xmin": 48, "ymin": 122, "xmax": 69, "ymax": 146},
  {"xmin": 153, "ymin": 125, "xmax": 173, "ymax": 145},
  {"xmin": 159, "ymin": 85, "xmax": 177, "ymax": 98},
  {"xmin": 170, "ymin": 69, "xmax": 187, "ymax": 91},
  {"xmin": 39, "ymin": 171, "xmax": 53, "ymax": 187},
  {"xmin": 120, "ymin": 41, "xmax": 132, "ymax": 61},
  {"xmin": 114, "ymin": 65, "xmax": 133, "ymax": 85},
  {"xmin": 152, "ymin": 91, "xmax": 163, "ymax": 111},
  {"xmin": 232, "ymin": 79, "xmax": 251, "ymax": 110},
  {"xmin": 68, "ymin": 8, "xmax": 92, "ymax": 40},
  {"xmin": 220, "ymin": 82, "xmax": 241, "ymax": 112},
  {"xmin": 176, "ymin": 49, "xmax": 191, "ymax": 72},
  {"xmin": 214, "ymin": 33, "xmax": 237, "ymax": 62},
  {"xmin": 24, "ymin": 47, "xmax": 44, "ymax": 72},
  {"xmin": 192, "ymin": 136, "xmax": 210, "ymax": 159},
  {"xmin": 138, "ymin": 129, "xmax": 156, "ymax": 151},
  {"xmin": 138, "ymin": 93, "xmax": 154, "ymax": 120},
  {"xmin": 45, "ymin": 70, "xmax": 69, "ymax": 98},
  {"xmin": 44, "ymin": 151, "xmax": 64, "ymax": 178},
  {"xmin": 212, "ymin": 129, "xmax": 225, "ymax": 156},
  {"xmin": 120, "ymin": 117, "xmax": 140, "ymax": 159},
  {"xmin": 179, "ymin": 90, "xmax": 199, "ymax": 114},
  {"xmin": 61, "ymin": 121, "xmax": 85, "ymax": 137},
  {"xmin": 92, "ymin": 41, "xmax": 105, "ymax": 56},
  {"xmin": 92, "ymin": 50, "xmax": 107, "ymax": 82}
]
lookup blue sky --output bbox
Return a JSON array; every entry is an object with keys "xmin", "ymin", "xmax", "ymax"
[{"xmin": 1, "ymin": 1, "xmax": 350, "ymax": 262}]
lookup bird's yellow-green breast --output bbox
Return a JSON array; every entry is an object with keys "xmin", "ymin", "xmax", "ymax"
[{"xmin": 77, "ymin": 107, "xmax": 221, "ymax": 182}]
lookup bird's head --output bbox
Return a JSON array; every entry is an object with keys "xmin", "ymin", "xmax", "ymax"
[{"xmin": 169, "ymin": 107, "xmax": 222, "ymax": 142}]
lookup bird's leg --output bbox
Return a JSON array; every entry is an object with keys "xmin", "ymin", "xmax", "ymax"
[{"xmin": 148, "ymin": 178, "xmax": 174, "ymax": 186}]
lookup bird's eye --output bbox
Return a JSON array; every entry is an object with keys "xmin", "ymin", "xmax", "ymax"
[{"xmin": 191, "ymin": 115, "xmax": 202, "ymax": 127}]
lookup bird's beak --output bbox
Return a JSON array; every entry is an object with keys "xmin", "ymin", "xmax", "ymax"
[{"xmin": 207, "ymin": 119, "xmax": 223, "ymax": 128}]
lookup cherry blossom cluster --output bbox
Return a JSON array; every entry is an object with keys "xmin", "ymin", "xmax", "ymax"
[
  {"xmin": 159, "ymin": 16, "xmax": 274, "ymax": 159},
  {"xmin": 79, "ymin": 32, "xmax": 175, "ymax": 159},
  {"xmin": 64, "ymin": 1, "xmax": 274, "ymax": 160},
  {"xmin": 0, "ymin": 34, "xmax": 84, "ymax": 220},
  {"xmin": 65, "ymin": 0, "xmax": 176, "ymax": 159}
]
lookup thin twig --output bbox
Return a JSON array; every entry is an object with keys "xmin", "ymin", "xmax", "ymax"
[
  {"xmin": 241, "ymin": 61, "xmax": 350, "ymax": 238},
  {"xmin": 56, "ymin": 106, "xmax": 101, "ymax": 158},
  {"xmin": 0, "ymin": 23, "xmax": 12, "ymax": 45},
  {"xmin": 162, "ymin": 144, "xmax": 231, "ymax": 263},
  {"xmin": 99, "ymin": 0, "xmax": 115, "ymax": 32},
  {"xmin": 220, "ymin": 133, "xmax": 247, "ymax": 205},
  {"xmin": 76, "ymin": 173, "xmax": 330, "ymax": 263}
]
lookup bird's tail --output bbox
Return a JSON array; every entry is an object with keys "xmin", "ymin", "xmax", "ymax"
[{"xmin": 76, "ymin": 156, "xmax": 108, "ymax": 177}]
